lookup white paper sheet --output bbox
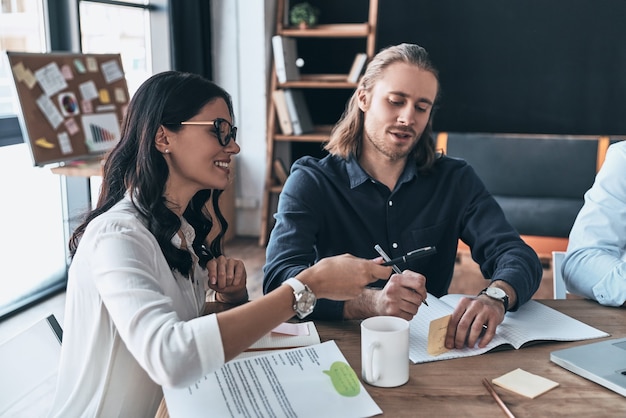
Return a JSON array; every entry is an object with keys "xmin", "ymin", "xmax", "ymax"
[{"xmin": 163, "ymin": 340, "xmax": 382, "ymax": 418}]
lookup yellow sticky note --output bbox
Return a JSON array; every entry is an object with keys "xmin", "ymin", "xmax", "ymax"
[
  {"xmin": 99, "ymin": 89, "xmax": 110, "ymax": 103},
  {"xmin": 492, "ymin": 368, "xmax": 559, "ymax": 399},
  {"xmin": 35, "ymin": 138, "xmax": 55, "ymax": 149},
  {"xmin": 427, "ymin": 314, "xmax": 451, "ymax": 356},
  {"xmin": 12, "ymin": 62, "xmax": 26, "ymax": 81}
]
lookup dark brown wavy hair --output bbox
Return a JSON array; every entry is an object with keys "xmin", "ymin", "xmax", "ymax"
[
  {"xmin": 325, "ymin": 43, "xmax": 441, "ymax": 172},
  {"xmin": 69, "ymin": 71, "xmax": 234, "ymax": 279}
]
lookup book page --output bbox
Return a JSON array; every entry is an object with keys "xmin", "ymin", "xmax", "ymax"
[
  {"xmin": 236, "ymin": 321, "xmax": 320, "ymax": 359},
  {"xmin": 163, "ymin": 341, "xmax": 382, "ymax": 418},
  {"xmin": 409, "ymin": 295, "xmax": 609, "ymax": 364}
]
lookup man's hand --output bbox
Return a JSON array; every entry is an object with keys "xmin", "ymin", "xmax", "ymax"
[
  {"xmin": 445, "ymin": 295, "xmax": 505, "ymax": 349},
  {"xmin": 344, "ymin": 270, "xmax": 427, "ymax": 320}
]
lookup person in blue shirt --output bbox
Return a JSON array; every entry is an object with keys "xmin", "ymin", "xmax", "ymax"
[
  {"xmin": 263, "ymin": 43, "xmax": 542, "ymax": 349},
  {"xmin": 563, "ymin": 140, "xmax": 626, "ymax": 307}
]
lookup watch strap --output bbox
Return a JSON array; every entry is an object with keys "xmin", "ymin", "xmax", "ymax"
[{"xmin": 283, "ymin": 277, "xmax": 305, "ymax": 293}]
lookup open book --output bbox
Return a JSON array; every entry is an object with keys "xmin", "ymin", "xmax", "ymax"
[
  {"xmin": 236, "ymin": 321, "xmax": 320, "ymax": 359},
  {"xmin": 409, "ymin": 294, "xmax": 610, "ymax": 363}
]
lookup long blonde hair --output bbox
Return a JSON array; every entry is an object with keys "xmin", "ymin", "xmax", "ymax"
[{"xmin": 325, "ymin": 43, "xmax": 440, "ymax": 171}]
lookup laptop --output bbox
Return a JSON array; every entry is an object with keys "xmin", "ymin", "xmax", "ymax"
[{"xmin": 550, "ymin": 337, "xmax": 626, "ymax": 397}]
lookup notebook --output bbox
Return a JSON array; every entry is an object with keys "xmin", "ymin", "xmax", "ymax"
[{"xmin": 550, "ymin": 337, "xmax": 626, "ymax": 397}]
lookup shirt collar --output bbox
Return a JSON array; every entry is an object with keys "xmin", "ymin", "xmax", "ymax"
[
  {"xmin": 124, "ymin": 190, "xmax": 196, "ymax": 250},
  {"xmin": 345, "ymin": 154, "xmax": 418, "ymax": 189}
]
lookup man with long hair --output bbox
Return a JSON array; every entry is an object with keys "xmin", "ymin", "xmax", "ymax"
[{"xmin": 264, "ymin": 43, "xmax": 542, "ymax": 350}]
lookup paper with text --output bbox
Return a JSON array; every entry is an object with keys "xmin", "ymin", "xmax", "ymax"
[
  {"xmin": 163, "ymin": 340, "xmax": 382, "ymax": 418},
  {"xmin": 409, "ymin": 294, "xmax": 609, "ymax": 363}
]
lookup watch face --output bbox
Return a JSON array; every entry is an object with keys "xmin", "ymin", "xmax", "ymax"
[
  {"xmin": 486, "ymin": 287, "xmax": 506, "ymax": 299},
  {"xmin": 297, "ymin": 291, "xmax": 316, "ymax": 313}
]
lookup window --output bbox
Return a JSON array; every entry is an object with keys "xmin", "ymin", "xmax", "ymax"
[
  {"xmin": 0, "ymin": 0, "xmax": 169, "ymax": 318},
  {"xmin": 0, "ymin": 0, "xmax": 66, "ymax": 318},
  {"xmin": 79, "ymin": 0, "xmax": 153, "ymax": 95}
]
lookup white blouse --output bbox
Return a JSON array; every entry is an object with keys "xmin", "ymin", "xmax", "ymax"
[{"xmin": 49, "ymin": 196, "xmax": 224, "ymax": 417}]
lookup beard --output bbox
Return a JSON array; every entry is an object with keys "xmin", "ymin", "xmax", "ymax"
[{"xmin": 363, "ymin": 125, "xmax": 417, "ymax": 161}]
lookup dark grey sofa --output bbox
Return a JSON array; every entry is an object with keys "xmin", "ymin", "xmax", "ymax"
[{"xmin": 437, "ymin": 132, "xmax": 619, "ymax": 259}]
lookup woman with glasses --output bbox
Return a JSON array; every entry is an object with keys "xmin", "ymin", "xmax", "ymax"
[{"xmin": 49, "ymin": 71, "xmax": 391, "ymax": 417}]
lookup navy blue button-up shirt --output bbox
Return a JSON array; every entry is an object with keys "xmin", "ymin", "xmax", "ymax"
[{"xmin": 263, "ymin": 154, "xmax": 542, "ymax": 320}]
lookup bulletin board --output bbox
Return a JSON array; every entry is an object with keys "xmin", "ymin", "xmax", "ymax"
[{"xmin": 5, "ymin": 51, "xmax": 129, "ymax": 166}]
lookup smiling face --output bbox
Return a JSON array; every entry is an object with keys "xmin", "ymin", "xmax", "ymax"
[
  {"xmin": 358, "ymin": 62, "xmax": 438, "ymax": 162},
  {"xmin": 157, "ymin": 98, "xmax": 240, "ymax": 213}
]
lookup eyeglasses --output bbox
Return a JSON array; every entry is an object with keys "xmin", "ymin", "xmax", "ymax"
[{"xmin": 165, "ymin": 118, "xmax": 237, "ymax": 147}]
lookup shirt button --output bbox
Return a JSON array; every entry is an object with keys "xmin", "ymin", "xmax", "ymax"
[
  {"xmin": 388, "ymin": 200, "xmax": 393, "ymax": 206},
  {"xmin": 392, "ymin": 242, "xmax": 398, "ymax": 249}
]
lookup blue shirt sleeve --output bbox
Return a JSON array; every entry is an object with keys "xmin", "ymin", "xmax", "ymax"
[{"xmin": 563, "ymin": 141, "xmax": 626, "ymax": 306}]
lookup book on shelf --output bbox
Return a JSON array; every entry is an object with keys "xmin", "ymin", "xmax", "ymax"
[
  {"xmin": 347, "ymin": 52, "xmax": 368, "ymax": 83},
  {"xmin": 271, "ymin": 35, "xmax": 300, "ymax": 83},
  {"xmin": 283, "ymin": 89, "xmax": 314, "ymax": 135},
  {"xmin": 272, "ymin": 90, "xmax": 293, "ymax": 135},
  {"xmin": 409, "ymin": 293, "xmax": 609, "ymax": 364},
  {"xmin": 273, "ymin": 158, "xmax": 290, "ymax": 185}
]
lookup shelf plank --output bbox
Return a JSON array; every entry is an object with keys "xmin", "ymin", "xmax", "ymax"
[
  {"xmin": 280, "ymin": 74, "xmax": 358, "ymax": 89},
  {"xmin": 279, "ymin": 23, "xmax": 370, "ymax": 38},
  {"xmin": 275, "ymin": 125, "xmax": 333, "ymax": 142}
]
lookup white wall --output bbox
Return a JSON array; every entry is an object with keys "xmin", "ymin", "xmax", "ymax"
[{"xmin": 211, "ymin": 0, "xmax": 276, "ymax": 237}]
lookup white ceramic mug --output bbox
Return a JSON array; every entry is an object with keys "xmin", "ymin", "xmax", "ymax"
[{"xmin": 361, "ymin": 316, "xmax": 410, "ymax": 387}]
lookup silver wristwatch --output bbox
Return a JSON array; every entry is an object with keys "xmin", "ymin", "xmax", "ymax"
[
  {"xmin": 479, "ymin": 286, "xmax": 509, "ymax": 312},
  {"xmin": 282, "ymin": 278, "xmax": 316, "ymax": 319}
]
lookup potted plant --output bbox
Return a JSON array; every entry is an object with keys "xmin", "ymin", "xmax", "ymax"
[{"xmin": 289, "ymin": 2, "xmax": 320, "ymax": 29}]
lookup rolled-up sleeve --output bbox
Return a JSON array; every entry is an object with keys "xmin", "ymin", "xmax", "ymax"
[{"xmin": 88, "ymin": 217, "xmax": 225, "ymax": 387}]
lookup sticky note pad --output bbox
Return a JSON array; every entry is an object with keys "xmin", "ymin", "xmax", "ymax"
[
  {"xmin": 492, "ymin": 368, "xmax": 559, "ymax": 398},
  {"xmin": 427, "ymin": 315, "xmax": 451, "ymax": 356}
]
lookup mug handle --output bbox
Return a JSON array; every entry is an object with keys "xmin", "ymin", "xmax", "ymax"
[{"xmin": 365, "ymin": 342, "xmax": 381, "ymax": 382}]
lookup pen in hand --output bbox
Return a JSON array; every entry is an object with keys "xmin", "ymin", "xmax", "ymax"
[
  {"xmin": 381, "ymin": 246, "xmax": 437, "ymax": 266},
  {"xmin": 374, "ymin": 244, "xmax": 402, "ymax": 274},
  {"xmin": 374, "ymin": 244, "xmax": 429, "ymax": 306}
]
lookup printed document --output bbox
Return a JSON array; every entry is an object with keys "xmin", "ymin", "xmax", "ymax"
[{"xmin": 163, "ymin": 340, "xmax": 382, "ymax": 418}]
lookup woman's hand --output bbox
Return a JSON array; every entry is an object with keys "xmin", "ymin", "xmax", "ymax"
[
  {"xmin": 296, "ymin": 253, "xmax": 392, "ymax": 300},
  {"xmin": 206, "ymin": 255, "xmax": 248, "ymax": 304}
]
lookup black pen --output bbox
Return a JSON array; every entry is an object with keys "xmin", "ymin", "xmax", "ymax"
[
  {"xmin": 374, "ymin": 244, "xmax": 431, "ymax": 306},
  {"xmin": 381, "ymin": 246, "xmax": 437, "ymax": 266},
  {"xmin": 374, "ymin": 244, "xmax": 402, "ymax": 275}
]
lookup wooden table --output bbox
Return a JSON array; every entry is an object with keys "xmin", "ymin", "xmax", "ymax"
[
  {"xmin": 158, "ymin": 300, "xmax": 626, "ymax": 417},
  {"xmin": 321, "ymin": 299, "xmax": 626, "ymax": 417}
]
